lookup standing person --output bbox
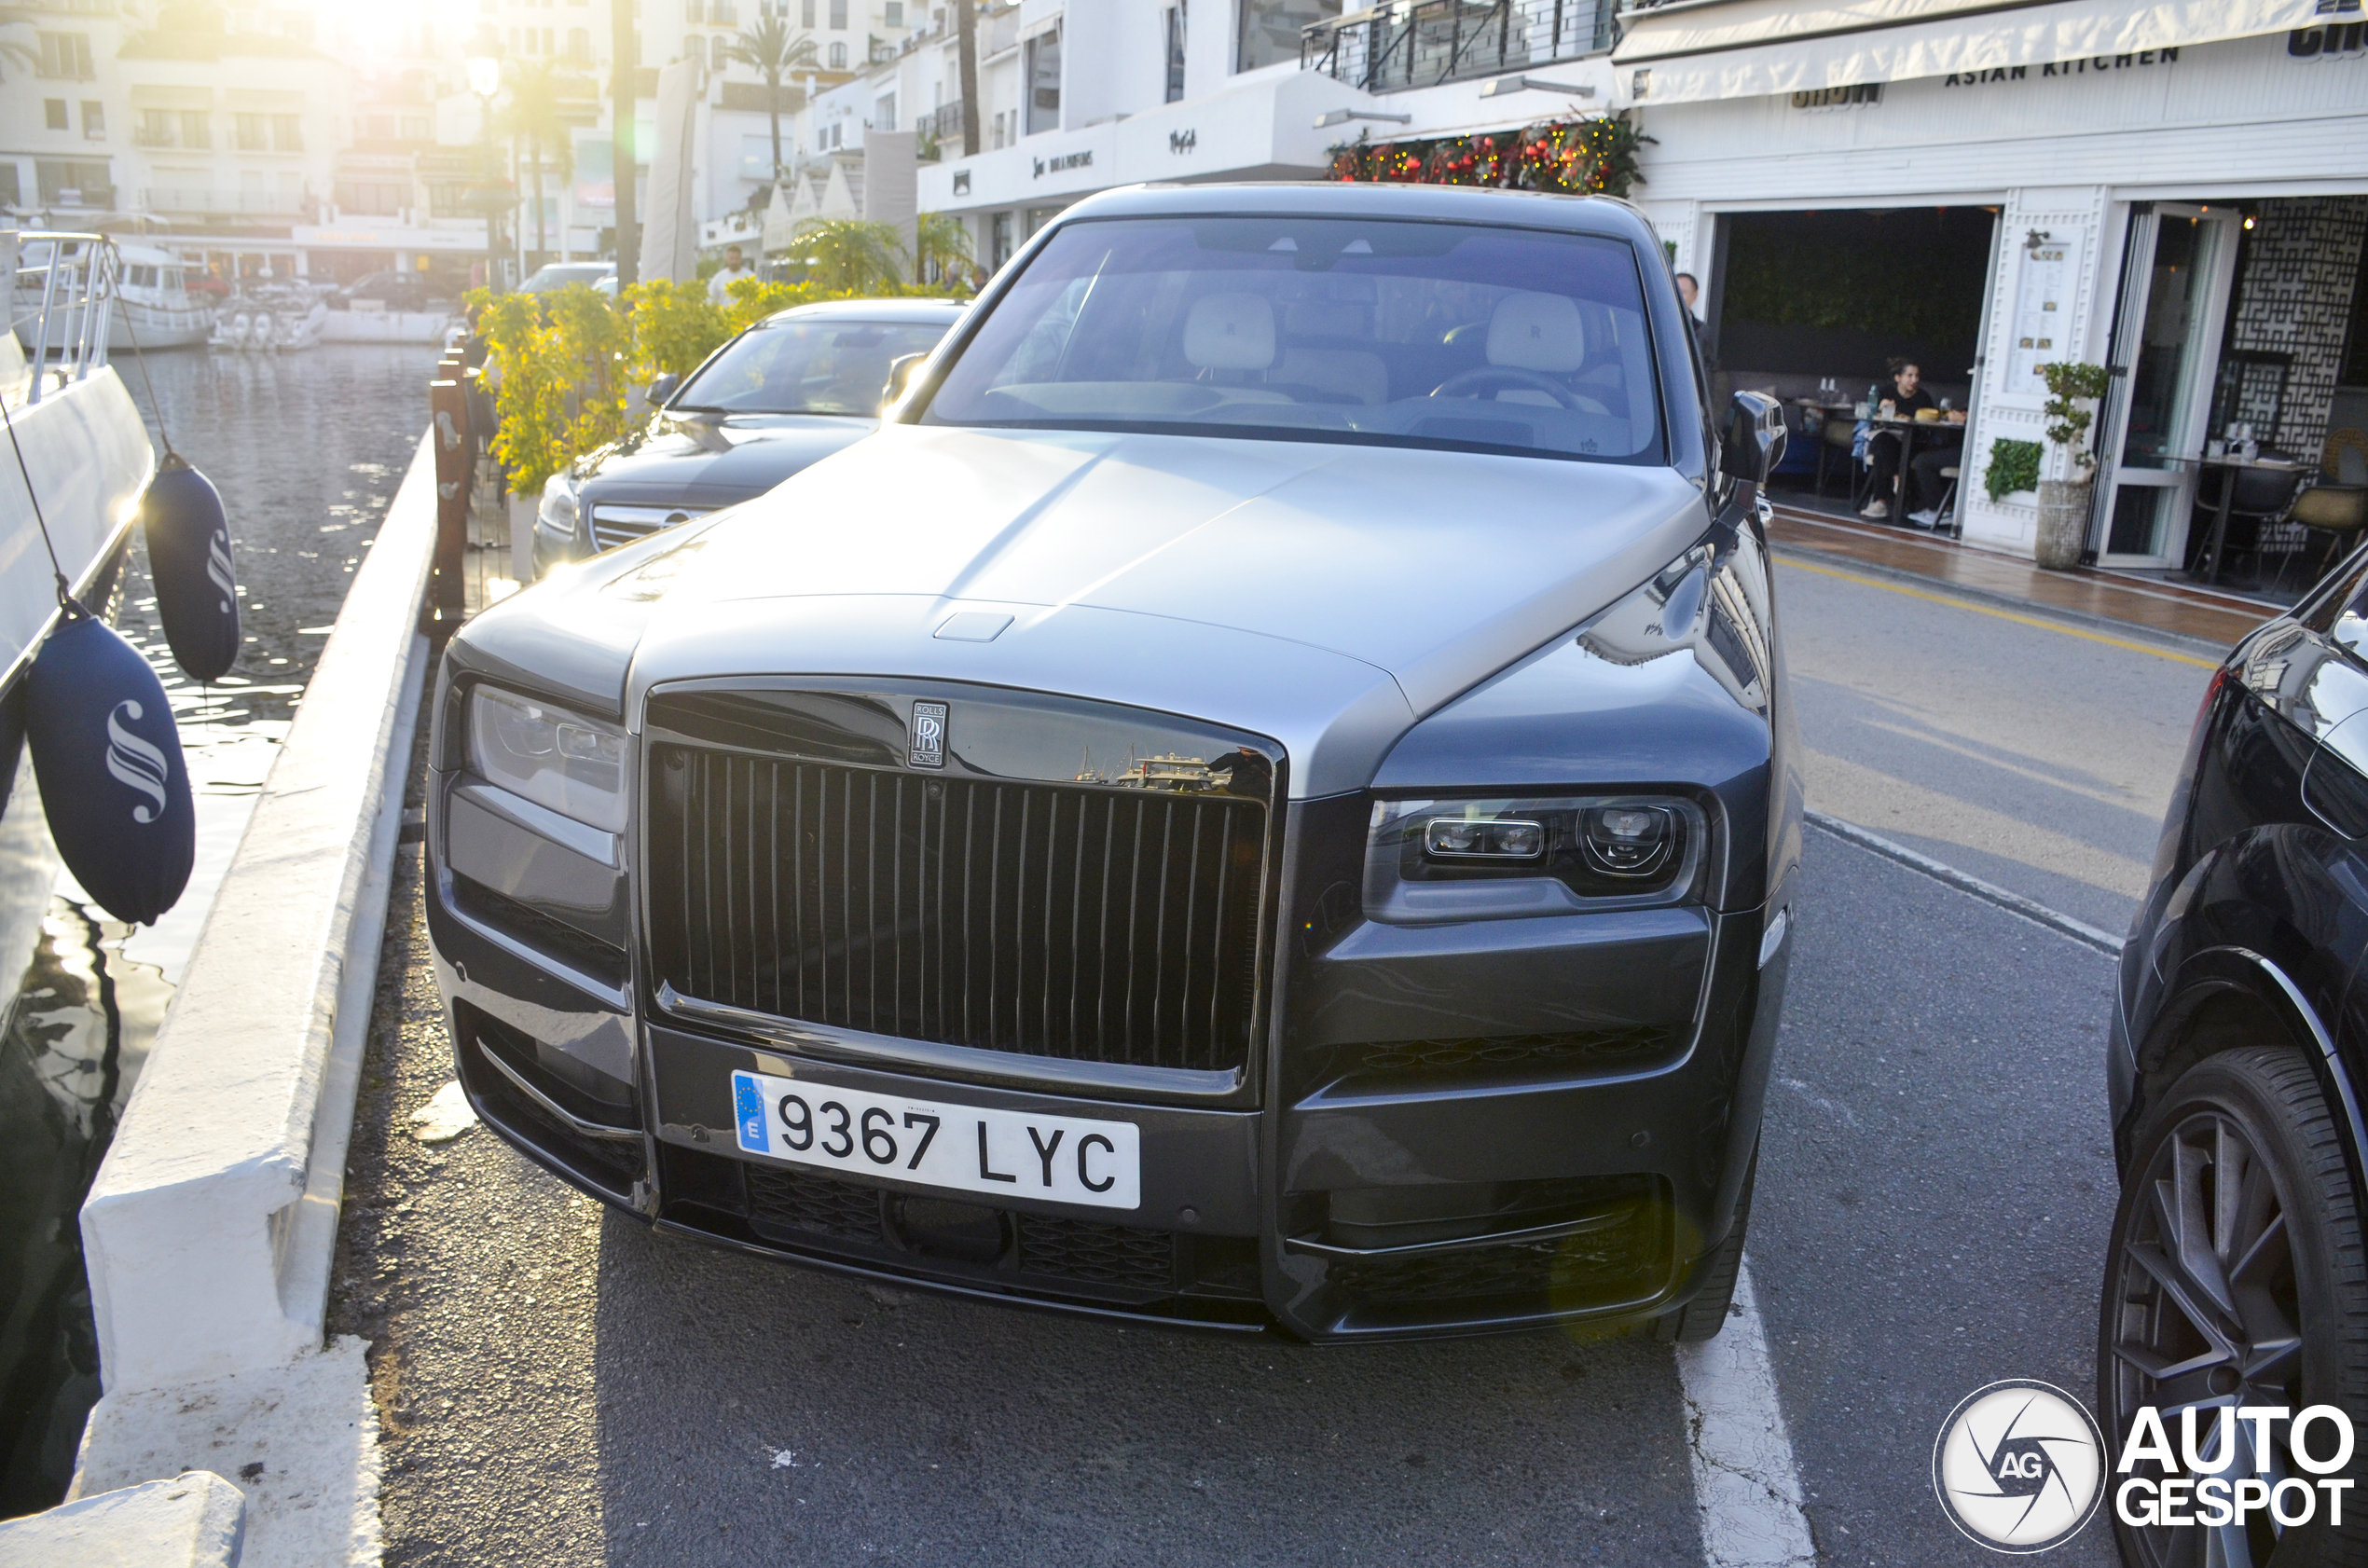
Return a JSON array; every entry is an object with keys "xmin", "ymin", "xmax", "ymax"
[
  {"xmin": 1859, "ymin": 358, "xmax": 1959, "ymax": 523},
  {"xmin": 708, "ymin": 244, "xmax": 755, "ymax": 305},
  {"xmin": 1675, "ymin": 271, "xmax": 1716, "ymax": 365}
]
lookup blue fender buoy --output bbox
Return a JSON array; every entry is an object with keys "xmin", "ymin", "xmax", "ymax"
[
  {"xmin": 141, "ymin": 453, "xmax": 240, "ymax": 682},
  {"xmin": 28, "ymin": 612, "xmax": 194, "ymax": 925}
]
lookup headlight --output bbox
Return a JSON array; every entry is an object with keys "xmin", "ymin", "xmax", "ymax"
[
  {"xmin": 536, "ymin": 475, "xmax": 580, "ymax": 540},
  {"xmin": 1369, "ymin": 795, "xmax": 1703, "ymax": 908},
  {"xmin": 468, "ymin": 686, "xmax": 629, "ymax": 832}
]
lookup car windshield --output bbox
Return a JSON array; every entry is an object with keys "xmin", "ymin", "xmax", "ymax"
[
  {"xmin": 672, "ymin": 318, "xmax": 954, "ymax": 416},
  {"xmin": 522, "ymin": 265, "xmax": 613, "ymax": 294},
  {"xmin": 923, "ymin": 215, "xmax": 1663, "ymax": 462}
]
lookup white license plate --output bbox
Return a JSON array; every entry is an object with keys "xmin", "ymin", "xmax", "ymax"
[{"xmin": 729, "ymin": 1070, "xmax": 1142, "ymax": 1211}]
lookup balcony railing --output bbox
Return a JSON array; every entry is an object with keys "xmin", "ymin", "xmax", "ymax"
[
  {"xmin": 1302, "ymin": 0, "xmax": 1615, "ymax": 95},
  {"xmin": 914, "ymin": 98, "xmax": 965, "ymax": 156}
]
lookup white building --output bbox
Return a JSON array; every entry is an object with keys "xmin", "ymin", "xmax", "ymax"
[{"xmin": 874, "ymin": 0, "xmax": 2366, "ymax": 571}]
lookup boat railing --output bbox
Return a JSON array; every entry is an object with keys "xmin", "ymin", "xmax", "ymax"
[{"xmin": 4, "ymin": 230, "xmax": 119, "ymax": 405}]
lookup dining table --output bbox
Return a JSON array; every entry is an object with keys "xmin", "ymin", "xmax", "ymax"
[
  {"xmin": 2172, "ymin": 452, "xmax": 2311, "ymax": 584},
  {"xmin": 1863, "ymin": 412, "xmax": 1969, "ymax": 526}
]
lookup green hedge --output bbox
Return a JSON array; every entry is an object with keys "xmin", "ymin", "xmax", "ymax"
[{"xmin": 1985, "ymin": 437, "xmax": 2042, "ymax": 501}]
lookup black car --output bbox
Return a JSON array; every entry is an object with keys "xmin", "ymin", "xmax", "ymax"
[
  {"xmin": 2106, "ymin": 551, "xmax": 2368, "ymax": 1560},
  {"xmin": 530, "ymin": 297, "xmax": 967, "ymax": 579},
  {"xmin": 429, "ymin": 182, "xmax": 1797, "ymax": 1341}
]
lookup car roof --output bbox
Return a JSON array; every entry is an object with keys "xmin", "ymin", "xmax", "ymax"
[
  {"xmin": 1051, "ymin": 180, "xmax": 1656, "ymax": 244},
  {"xmin": 760, "ymin": 296, "xmax": 968, "ymax": 325}
]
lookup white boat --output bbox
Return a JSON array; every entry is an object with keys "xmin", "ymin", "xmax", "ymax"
[
  {"xmin": 208, "ymin": 283, "xmax": 328, "ymax": 353},
  {"xmin": 9, "ymin": 238, "xmax": 213, "ymax": 353}
]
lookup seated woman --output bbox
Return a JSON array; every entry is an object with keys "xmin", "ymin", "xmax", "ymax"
[{"xmin": 1859, "ymin": 359, "xmax": 1962, "ymax": 524}]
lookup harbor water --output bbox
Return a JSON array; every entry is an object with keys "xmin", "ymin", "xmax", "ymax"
[{"xmin": 0, "ymin": 342, "xmax": 440, "ymax": 1514}]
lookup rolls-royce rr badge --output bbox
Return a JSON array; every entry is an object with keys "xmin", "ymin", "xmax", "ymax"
[{"xmin": 910, "ymin": 701, "xmax": 948, "ymax": 769}]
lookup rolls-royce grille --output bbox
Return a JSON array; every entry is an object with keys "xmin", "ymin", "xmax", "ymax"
[{"xmin": 648, "ymin": 748, "xmax": 1268, "ymax": 1075}]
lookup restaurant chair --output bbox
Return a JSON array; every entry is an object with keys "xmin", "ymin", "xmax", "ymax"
[
  {"xmin": 2290, "ymin": 478, "xmax": 2368, "ymax": 590},
  {"xmin": 1934, "ymin": 464, "xmax": 1962, "ymax": 536},
  {"xmin": 1814, "ymin": 416, "xmax": 1865, "ymax": 503},
  {"xmin": 2210, "ymin": 451, "xmax": 2308, "ymax": 586}
]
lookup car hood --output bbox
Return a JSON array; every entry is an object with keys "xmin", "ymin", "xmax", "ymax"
[
  {"xmin": 610, "ymin": 424, "xmax": 1709, "ymax": 796},
  {"xmin": 575, "ymin": 412, "xmax": 878, "ymax": 507}
]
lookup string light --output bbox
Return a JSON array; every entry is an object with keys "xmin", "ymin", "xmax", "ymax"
[{"xmin": 1325, "ymin": 113, "xmax": 1652, "ymax": 199}]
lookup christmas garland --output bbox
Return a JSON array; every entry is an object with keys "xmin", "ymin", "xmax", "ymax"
[{"xmin": 1328, "ymin": 113, "xmax": 1653, "ymax": 199}]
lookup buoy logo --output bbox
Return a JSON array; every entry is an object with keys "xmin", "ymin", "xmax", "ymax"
[
  {"xmin": 104, "ymin": 700, "xmax": 171, "ymax": 823},
  {"xmin": 206, "ymin": 529, "xmax": 235, "ymax": 614},
  {"xmin": 1933, "ymin": 1380, "xmax": 2106, "ymax": 1552}
]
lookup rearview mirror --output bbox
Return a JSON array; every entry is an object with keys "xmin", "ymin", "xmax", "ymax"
[
  {"xmin": 646, "ymin": 372, "xmax": 681, "ymax": 408},
  {"xmin": 1720, "ymin": 391, "xmax": 1786, "ymax": 487},
  {"xmin": 882, "ymin": 352, "xmax": 927, "ymax": 411}
]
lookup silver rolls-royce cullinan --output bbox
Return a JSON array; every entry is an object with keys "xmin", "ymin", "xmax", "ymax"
[{"xmin": 426, "ymin": 181, "xmax": 1797, "ymax": 1342}]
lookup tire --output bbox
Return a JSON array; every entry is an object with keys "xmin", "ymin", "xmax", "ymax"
[
  {"xmin": 2100, "ymin": 1046, "xmax": 2368, "ymax": 1567},
  {"xmin": 1655, "ymin": 1142, "xmax": 1757, "ymax": 1342}
]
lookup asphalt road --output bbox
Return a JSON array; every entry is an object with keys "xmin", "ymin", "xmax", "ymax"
[{"xmin": 332, "ymin": 555, "xmax": 2226, "ymax": 1565}]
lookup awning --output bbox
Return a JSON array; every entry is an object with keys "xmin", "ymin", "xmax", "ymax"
[{"xmin": 1611, "ymin": 0, "xmax": 2325, "ymax": 104}]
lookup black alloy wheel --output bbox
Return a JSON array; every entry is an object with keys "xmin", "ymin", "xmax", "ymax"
[{"xmin": 2101, "ymin": 1047, "xmax": 2368, "ymax": 1567}]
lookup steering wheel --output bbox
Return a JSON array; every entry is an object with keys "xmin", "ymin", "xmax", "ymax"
[{"xmin": 1429, "ymin": 365, "xmax": 1589, "ymax": 409}]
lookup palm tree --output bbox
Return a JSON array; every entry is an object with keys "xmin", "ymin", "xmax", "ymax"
[
  {"xmin": 729, "ymin": 15, "xmax": 816, "ymax": 185},
  {"xmin": 915, "ymin": 213, "xmax": 973, "ymax": 287},
  {"xmin": 498, "ymin": 59, "xmax": 588, "ymax": 266},
  {"xmin": 791, "ymin": 218, "xmax": 904, "ymax": 293}
]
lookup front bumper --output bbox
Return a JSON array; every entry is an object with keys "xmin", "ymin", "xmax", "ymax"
[{"xmin": 425, "ymin": 766, "xmax": 1787, "ymax": 1341}]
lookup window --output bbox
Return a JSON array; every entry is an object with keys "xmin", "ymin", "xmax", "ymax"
[
  {"xmin": 235, "ymin": 113, "xmax": 266, "ymax": 150},
  {"xmin": 181, "ymin": 111, "xmax": 211, "ymax": 148},
  {"xmin": 874, "ymin": 92, "xmax": 895, "ymax": 130},
  {"xmin": 1235, "ymin": 0, "xmax": 1337, "ymax": 73},
  {"xmin": 335, "ymin": 178, "xmax": 407, "ymax": 215},
  {"xmin": 138, "ymin": 107, "xmax": 172, "ymax": 144},
  {"xmin": 568, "ymin": 26, "xmax": 591, "ymax": 58},
  {"xmin": 402, "ymin": 115, "xmax": 432, "ymax": 139},
  {"xmin": 801, "ymin": 0, "xmax": 813, "ymax": 24},
  {"xmin": 272, "ymin": 114, "xmax": 303, "ymax": 152},
  {"xmin": 81, "ymin": 101, "xmax": 103, "ymax": 139},
  {"xmin": 924, "ymin": 216, "xmax": 1665, "ymax": 464},
  {"xmin": 828, "ymin": 39, "xmax": 845, "ymax": 66},
  {"xmin": 828, "ymin": 0, "xmax": 845, "ymax": 27},
  {"xmin": 37, "ymin": 32, "xmax": 92, "ymax": 79},
  {"xmin": 35, "ymin": 158, "xmax": 111, "ymax": 205},
  {"xmin": 989, "ymin": 211, "xmax": 1012, "ymax": 268},
  {"xmin": 0, "ymin": 165, "xmax": 19, "ymax": 210},
  {"xmin": 710, "ymin": 34, "xmax": 729, "ymax": 68},
  {"xmin": 684, "ymin": 0, "xmax": 698, "ymax": 19},
  {"xmin": 884, "ymin": 1, "xmax": 902, "ymax": 22},
  {"xmin": 672, "ymin": 319, "xmax": 955, "ymax": 414},
  {"xmin": 1024, "ymin": 25, "xmax": 1059, "ymax": 134},
  {"xmin": 1165, "ymin": 5, "xmax": 1186, "ymax": 102},
  {"xmin": 45, "ymin": 99, "xmax": 69, "ymax": 131}
]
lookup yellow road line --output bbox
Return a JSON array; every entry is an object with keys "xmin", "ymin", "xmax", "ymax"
[{"xmin": 1778, "ymin": 556, "xmax": 2225, "ymax": 669}]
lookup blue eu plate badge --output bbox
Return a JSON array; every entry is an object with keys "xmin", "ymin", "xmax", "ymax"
[{"xmin": 733, "ymin": 1072, "xmax": 768, "ymax": 1152}]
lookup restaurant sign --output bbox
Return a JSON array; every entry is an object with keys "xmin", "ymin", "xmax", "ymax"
[
  {"xmin": 1944, "ymin": 50, "xmax": 2177, "ymax": 87},
  {"xmin": 2290, "ymin": 21, "xmax": 2365, "ymax": 57},
  {"xmin": 1033, "ymin": 149, "xmax": 1093, "ymax": 179}
]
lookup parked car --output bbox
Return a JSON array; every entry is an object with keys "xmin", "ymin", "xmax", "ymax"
[
  {"xmin": 431, "ymin": 182, "xmax": 1796, "ymax": 1342},
  {"xmin": 2104, "ymin": 552, "xmax": 2368, "ymax": 1559},
  {"xmin": 518, "ymin": 261, "xmax": 616, "ymax": 296},
  {"xmin": 329, "ymin": 269, "xmax": 434, "ymax": 312},
  {"xmin": 530, "ymin": 297, "xmax": 966, "ymax": 579}
]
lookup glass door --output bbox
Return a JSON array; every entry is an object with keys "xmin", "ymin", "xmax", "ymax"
[{"xmin": 2098, "ymin": 205, "xmax": 2239, "ymax": 567}]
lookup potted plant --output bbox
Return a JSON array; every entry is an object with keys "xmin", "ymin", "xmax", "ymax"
[{"xmin": 2034, "ymin": 361, "xmax": 2113, "ymax": 570}]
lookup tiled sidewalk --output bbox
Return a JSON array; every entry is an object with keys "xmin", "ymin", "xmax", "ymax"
[{"xmin": 1767, "ymin": 506, "xmax": 2276, "ymax": 652}]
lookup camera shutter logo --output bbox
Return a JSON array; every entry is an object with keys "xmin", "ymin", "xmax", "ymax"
[
  {"xmin": 1933, "ymin": 1380, "xmax": 2106, "ymax": 1552},
  {"xmin": 911, "ymin": 701, "xmax": 948, "ymax": 770}
]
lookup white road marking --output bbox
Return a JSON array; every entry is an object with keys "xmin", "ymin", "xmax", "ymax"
[
  {"xmin": 1806, "ymin": 809, "xmax": 2125, "ymax": 956},
  {"xmin": 1675, "ymin": 1258, "xmax": 1818, "ymax": 1566}
]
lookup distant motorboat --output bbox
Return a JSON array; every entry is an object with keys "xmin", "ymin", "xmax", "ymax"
[
  {"xmin": 11, "ymin": 240, "xmax": 213, "ymax": 352},
  {"xmin": 208, "ymin": 283, "xmax": 326, "ymax": 352}
]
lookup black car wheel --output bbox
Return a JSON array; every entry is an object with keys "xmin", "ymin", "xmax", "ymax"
[
  {"xmin": 2102, "ymin": 1046, "xmax": 2368, "ymax": 1566},
  {"xmin": 1653, "ymin": 1141, "xmax": 1755, "ymax": 1341}
]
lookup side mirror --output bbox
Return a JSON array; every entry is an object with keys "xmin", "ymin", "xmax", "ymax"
[
  {"xmin": 882, "ymin": 352, "xmax": 927, "ymax": 411},
  {"xmin": 1720, "ymin": 391, "xmax": 1786, "ymax": 487},
  {"xmin": 646, "ymin": 372, "xmax": 681, "ymax": 408}
]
